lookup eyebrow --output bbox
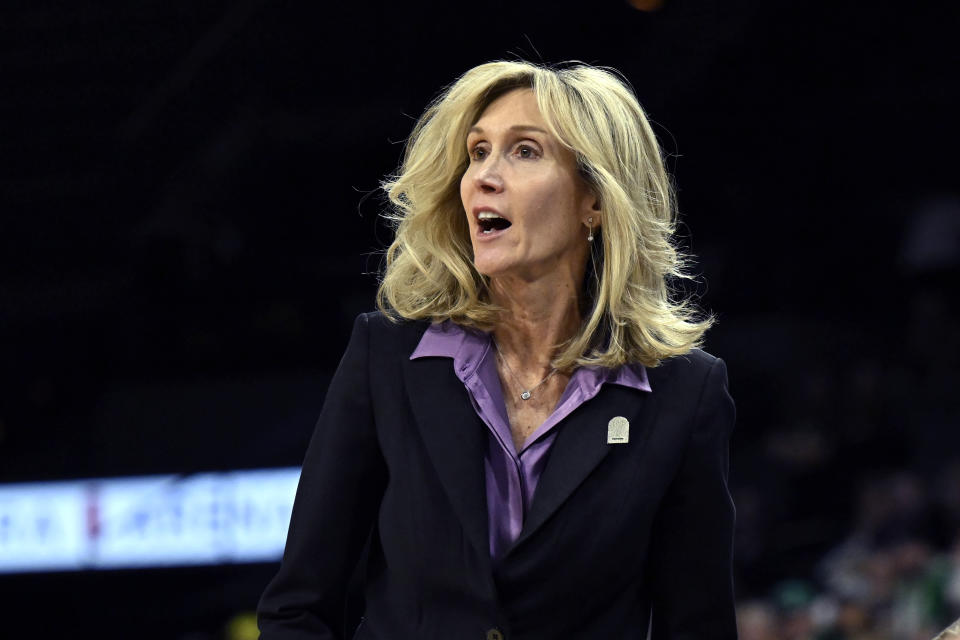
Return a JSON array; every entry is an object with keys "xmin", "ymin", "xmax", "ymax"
[{"xmin": 468, "ymin": 124, "xmax": 549, "ymax": 136}]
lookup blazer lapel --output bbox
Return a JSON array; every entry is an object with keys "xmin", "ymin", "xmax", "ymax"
[
  {"xmin": 403, "ymin": 355, "xmax": 490, "ymax": 559},
  {"xmin": 511, "ymin": 385, "xmax": 659, "ymax": 551}
]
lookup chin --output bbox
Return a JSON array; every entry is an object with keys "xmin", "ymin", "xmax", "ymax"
[
  {"xmin": 473, "ymin": 259, "xmax": 511, "ymax": 279},
  {"xmin": 472, "ymin": 252, "xmax": 508, "ymax": 278},
  {"xmin": 474, "ymin": 263, "xmax": 502, "ymax": 278}
]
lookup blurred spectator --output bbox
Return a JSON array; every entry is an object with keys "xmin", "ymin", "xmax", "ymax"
[
  {"xmin": 224, "ymin": 611, "xmax": 258, "ymax": 640},
  {"xmin": 737, "ymin": 600, "xmax": 779, "ymax": 640}
]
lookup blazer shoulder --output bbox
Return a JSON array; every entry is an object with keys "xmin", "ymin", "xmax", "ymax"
[
  {"xmin": 356, "ymin": 310, "xmax": 431, "ymax": 358},
  {"xmin": 646, "ymin": 347, "xmax": 727, "ymax": 398},
  {"xmin": 358, "ymin": 310, "xmax": 428, "ymax": 335},
  {"xmin": 656, "ymin": 347, "xmax": 724, "ymax": 375}
]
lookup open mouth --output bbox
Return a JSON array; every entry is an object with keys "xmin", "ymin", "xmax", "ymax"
[{"xmin": 477, "ymin": 212, "xmax": 512, "ymax": 234}]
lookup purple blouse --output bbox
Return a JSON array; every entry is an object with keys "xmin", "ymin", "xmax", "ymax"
[{"xmin": 410, "ymin": 320, "xmax": 651, "ymax": 561}]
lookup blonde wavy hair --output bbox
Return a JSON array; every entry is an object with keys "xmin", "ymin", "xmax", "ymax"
[{"xmin": 376, "ymin": 60, "xmax": 713, "ymax": 369}]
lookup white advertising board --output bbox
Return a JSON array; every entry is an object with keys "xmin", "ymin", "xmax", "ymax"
[{"xmin": 0, "ymin": 467, "xmax": 299, "ymax": 573}]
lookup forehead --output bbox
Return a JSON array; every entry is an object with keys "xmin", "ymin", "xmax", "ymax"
[{"xmin": 472, "ymin": 88, "xmax": 545, "ymax": 129}]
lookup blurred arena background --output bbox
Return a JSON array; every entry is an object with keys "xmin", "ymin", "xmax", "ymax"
[{"xmin": 1, "ymin": 1, "xmax": 958, "ymax": 638}]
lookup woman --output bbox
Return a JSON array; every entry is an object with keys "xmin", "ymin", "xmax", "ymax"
[{"xmin": 258, "ymin": 60, "xmax": 737, "ymax": 639}]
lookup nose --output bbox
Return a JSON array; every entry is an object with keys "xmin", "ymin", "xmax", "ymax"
[{"xmin": 472, "ymin": 155, "xmax": 504, "ymax": 194}]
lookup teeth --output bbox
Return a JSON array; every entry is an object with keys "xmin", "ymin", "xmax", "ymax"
[{"xmin": 478, "ymin": 212, "xmax": 503, "ymax": 220}]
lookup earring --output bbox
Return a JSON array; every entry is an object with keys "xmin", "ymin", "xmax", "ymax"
[{"xmin": 587, "ymin": 217, "xmax": 594, "ymax": 242}]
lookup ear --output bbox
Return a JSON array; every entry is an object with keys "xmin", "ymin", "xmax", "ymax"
[
  {"xmin": 584, "ymin": 189, "xmax": 601, "ymax": 224},
  {"xmin": 583, "ymin": 200, "xmax": 601, "ymax": 229},
  {"xmin": 578, "ymin": 175, "xmax": 601, "ymax": 226}
]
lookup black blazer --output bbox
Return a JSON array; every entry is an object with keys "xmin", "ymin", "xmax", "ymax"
[{"xmin": 258, "ymin": 312, "xmax": 737, "ymax": 640}]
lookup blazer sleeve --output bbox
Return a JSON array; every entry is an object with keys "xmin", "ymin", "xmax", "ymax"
[
  {"xmin": 258, "ymin": 313, "xmax": 387, "ymax": 640},
  {"xmin": 647, "ymin": 357, "xmax": 738, "ymax": 640}
]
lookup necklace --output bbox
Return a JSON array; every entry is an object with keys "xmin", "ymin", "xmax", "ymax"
[{"xmin": 492, "ymin": 338, "xmax": 557, "ymax": 401}]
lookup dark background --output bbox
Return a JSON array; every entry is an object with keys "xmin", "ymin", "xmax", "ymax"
[{"xmin": 2, "ymin": 1, "xmax": 959, "ymax": 638}]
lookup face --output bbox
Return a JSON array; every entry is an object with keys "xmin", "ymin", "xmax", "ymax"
[{"xmin": 460, "ymin": 88, "xmax": 597, "ymax": 281}]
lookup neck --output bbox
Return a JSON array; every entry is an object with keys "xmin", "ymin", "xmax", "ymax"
[{"xmin": 488, "ymin": 269, "xmax": 583, "ymax": 373}]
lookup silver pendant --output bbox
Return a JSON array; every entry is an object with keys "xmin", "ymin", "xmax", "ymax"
[{"xmin": 520, "ymin": 391, "xmax": 531, "ymax": 400}]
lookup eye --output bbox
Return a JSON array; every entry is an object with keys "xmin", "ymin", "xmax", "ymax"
[
  {"xmin": 515, "ymin": 143, "xmax": 540, "ymax": 159},
  {"xmin": 469, "ymin": 145, "xmax": 487, "ymax": 161}
]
